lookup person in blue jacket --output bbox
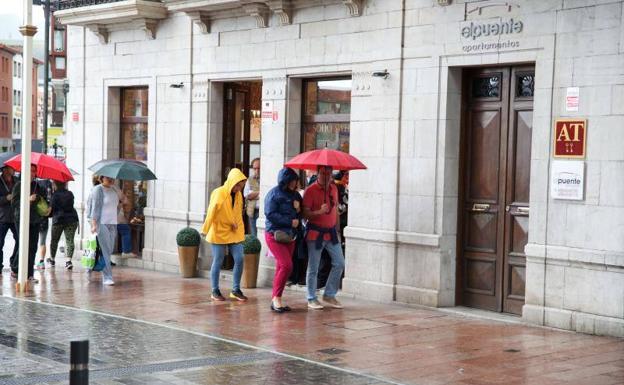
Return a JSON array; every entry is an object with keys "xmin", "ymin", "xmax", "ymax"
[{"xmin": 264, "ymin": 167, "xmax": 302, "ymax": 313}]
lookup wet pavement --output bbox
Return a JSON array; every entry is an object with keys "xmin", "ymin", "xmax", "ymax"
[
  {"xmin": 0, "ymin": 296, "xmax": 393, "ymax": 385},
  {"xmin": 0, "ymin": 260, "xmax": 623, "ymax": 385}
]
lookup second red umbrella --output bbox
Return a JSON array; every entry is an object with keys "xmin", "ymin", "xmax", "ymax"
[
  {"xmin": 284, "ymin": 148, "xmax": 367, "ymax": 171},
  {"xmin": 5, "ymin": 152, "xmax": 74, "ymax": 182}
]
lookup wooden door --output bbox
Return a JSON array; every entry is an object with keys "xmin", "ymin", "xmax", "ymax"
[
  {"xmin": 458, "ymin": 66, "xmax": 534, "ymax": 315},
  {"xmin": 222, "ymin": 83, "xmax": 251, "ymax": 183}
]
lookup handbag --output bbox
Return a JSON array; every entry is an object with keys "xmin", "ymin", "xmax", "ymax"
[
  {"xmin": 274, "ymin": 230, "xmax": 294, "ymax": 244},
  {"xmin": 92, "ymin": 239, "xmax": 106, "ymax": 272},
  {"xmin": 35, "ymin": 197, "xmax": 50, "ymax": 217}
]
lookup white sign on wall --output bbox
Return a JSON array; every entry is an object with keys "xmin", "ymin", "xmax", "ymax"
[
  {"xmin": 566, "ymin": 87, "xmax": 579, "ymax": 112},
  {"xmin": 551, "ymin": 160, "xmax": 584, "ymax": 200},
  {"xmin": 261, "ymin": 100, "xmax": 273, "ymax": 123}
]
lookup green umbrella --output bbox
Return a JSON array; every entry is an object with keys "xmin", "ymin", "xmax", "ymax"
[
  {"xmin": 0, "ymin": 151, "xmax": 18, "ymax": 167},
  {"xmin": 88, "ymin": 159, "xmax": 157, "ymax": 181}
]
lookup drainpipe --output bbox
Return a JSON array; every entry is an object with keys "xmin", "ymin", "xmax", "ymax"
[
  {"xmin": 391, "ymin": 0, "xmax": 407, "ymax": 301},
  {"xmin": 79, "ymin": 27, "xmax": 86, "ymax": 240},
  {"xmin": 186, "ymin": 19, "xmax": 193, "ymax": 227}
]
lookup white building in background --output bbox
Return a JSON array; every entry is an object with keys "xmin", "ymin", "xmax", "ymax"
[
  {"xmin": 56, "ymin": 0, "xmax": 624, "ymax": 337},
  {"xmin": 11, "ymin": 53, "xmax": 22, "ymax": 141}
]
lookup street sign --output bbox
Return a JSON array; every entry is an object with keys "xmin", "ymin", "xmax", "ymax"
[{"xmin": 553, "ymin": 119, "xmax": 586, "ymax": 158}]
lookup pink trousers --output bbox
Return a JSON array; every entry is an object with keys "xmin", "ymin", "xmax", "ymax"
[{"xmin": 265, "ymin": 232, "xmax": 295, "ymax": 298}]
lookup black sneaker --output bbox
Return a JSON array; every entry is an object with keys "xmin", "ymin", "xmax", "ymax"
[
  {"xmin": 46, "ymin": 258, "xmax": 55, "ymax": 267},
  {"xmin": 229, "ymin": 289, "xmax": 248, "ymax": 302},
  {"xmin": 65, "ymin": 261, "xmax": 73, "ymax": 270},
  {"xmin": 211, "ymin": 289, "xmax": 225, "ymax": 302}
]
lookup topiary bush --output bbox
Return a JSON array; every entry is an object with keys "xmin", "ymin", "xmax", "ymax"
[
  {"xmin": 176, "ymin": 227, "xmax": 201, "ymax": 247},
  {"xmin": 243, "ymin": 234, "xmax": 261, "ymax": 254}
]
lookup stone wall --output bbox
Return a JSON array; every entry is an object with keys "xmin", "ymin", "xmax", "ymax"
[{"xmin": 63, "ymin": 0, "xmax": 624, "ymax": 336}]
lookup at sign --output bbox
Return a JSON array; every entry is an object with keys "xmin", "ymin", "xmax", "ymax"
[{"xmin": 554, "ymin": 119, "xmax": 586, "ymax": 158}]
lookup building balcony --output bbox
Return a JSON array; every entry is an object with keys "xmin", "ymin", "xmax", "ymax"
[
  {"xmin": 163, "ymin": 0, "xmax": 363, "ymax": 32},
  {"xmin": 55, "ymin": 0, "xmax": 363, "ymax": 41},
  {"xmin": 54, "ymin": 0, "xmax": 167, "ymax": 43},
  {"xmin": 54, "ymin": 0, "xmax": 128, "ymax": 11}
]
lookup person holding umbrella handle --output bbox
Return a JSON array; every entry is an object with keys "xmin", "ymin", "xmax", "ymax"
[
  {"xmin": 302, "ymin": 165, "xmax": 345, "ymax": 310},
  {"xmin": 10, "ymin": 165, "xmax": 50, "ymax": 283},
  {"xmin": 87, "ymin": 176, "xmax": 119, "ymax": 285}
]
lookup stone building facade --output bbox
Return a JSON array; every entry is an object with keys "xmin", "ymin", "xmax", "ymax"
[{"xmin": 57, "ymin": 0, "xmax": 624, "ymax": 337}]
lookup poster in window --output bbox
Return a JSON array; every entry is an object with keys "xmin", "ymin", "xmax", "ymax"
[
  {"xmin": 122, "ymin": 123, "xmax": 148, "ymax": 161},
  {"xmin": 122, "ymin": 89, "xmax": 148, "ymax": 118},
  {"xmin": 304, "ymin": 123, "xmax": 350, "ymax": 152}
]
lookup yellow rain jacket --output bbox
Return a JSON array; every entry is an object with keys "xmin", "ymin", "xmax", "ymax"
[{"xmin": 201, "ymin": 168, "xmax": 247, "ymax": 244}]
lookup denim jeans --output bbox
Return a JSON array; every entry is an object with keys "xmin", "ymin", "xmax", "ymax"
[
  {"xmin": 306, "ymin": 239, "xmax": 344, "ymax": 301},
  {"xmin": 117, "ymin": 224, "xmax": 132, "ymax": 253},
  {"xmin": 0, "ymin": 222, "xmax": 18, "ymax": 269},
  {"xmin": 210, "ymin": 243, "xmax": 243, "ymax": 292}
]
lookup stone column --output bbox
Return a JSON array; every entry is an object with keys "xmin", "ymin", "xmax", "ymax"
[{"xmin": 256, "ymin": 75, "xmax": 288, "ymax": 286}]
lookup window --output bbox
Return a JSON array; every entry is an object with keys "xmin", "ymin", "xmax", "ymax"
[
  {"xmin": 55, "ymin": 91, "xmax": 65, "ymax": 111},
  {"xmin": 54, "ymin": 29, "xmax": 65, "ymax": 52},
  {"xmin": 302, "ymin": 78, "xmax": 352, "ymax": 152},
  {"xmin": 17, "ymin": 90, "xmax": 21, "ymax": 106},
  {"xmin": 120, "ymin": 87, "xmax": 149, "ymax": 255},
  {"xmin": 17, "ymin": 62, "xmax": 21, "ymax": 78},
  {"xmin": 13, "ymin": 90, "xmax": 16, "ymax": 105},
  {"xmin": 55, "ymin": 57, "xmax": 66, "ymax": 70}
]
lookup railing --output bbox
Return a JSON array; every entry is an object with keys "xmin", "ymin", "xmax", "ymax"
[{"xmin": 54, "ymin": 0, "xmax": 153, "ymax": 11}]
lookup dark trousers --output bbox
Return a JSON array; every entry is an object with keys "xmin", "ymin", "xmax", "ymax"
[
  {"xmin": 289, "ymin": 238, "xmax": 308, "ymax": 285},
  {"xmin": 10, "ymin": 224, "xmax": 38, "ymax": 278},
  {"xmin": 0, "ymin": 222, "xmax": 18, "ymax": 270},
  {"xmin": 51, "ymin": 222, "xmax": 79, "ymax": 260}
]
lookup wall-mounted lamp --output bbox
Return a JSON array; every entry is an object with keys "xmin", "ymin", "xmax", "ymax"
[
  {"xmin": 372, "ymin": 70, "xmax": 389, "ymax": 79},
  {"xmin": 169, "ymin": 82, "xmax": 184, "ymax": 88}
]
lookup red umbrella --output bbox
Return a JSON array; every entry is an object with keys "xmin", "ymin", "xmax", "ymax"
[
  {"xmin": 6, "ymin": 152, "xmax": 74, "ymax": 182},
  {"xmin": 284, "ymin": 148, "xmax": 367, "ymax": 171}
]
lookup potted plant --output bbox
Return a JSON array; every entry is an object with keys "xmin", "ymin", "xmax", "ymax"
[
  {"xmin": 241, "ymin": 234, "xmax": 262, "ymax": 288},
  {"xmin": 176, "ymin": 227, "xmax": 201, "ymax": 278}
]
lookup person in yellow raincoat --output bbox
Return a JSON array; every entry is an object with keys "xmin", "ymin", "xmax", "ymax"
[{"xmin": 201, "ymin": 168, "xmax": 248, "ymax": 302}]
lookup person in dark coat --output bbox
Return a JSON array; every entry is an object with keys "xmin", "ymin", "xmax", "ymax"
[
  {"xmin": 49, "ymin": 181, "xmax": 79, "ymax": 270},
  {"xmin": 0, "ymin": 166, "xmax": 18, "ymax": 273},
  {"xmin": 35, "ymin": 178, "xmax": 53, "ymax": 269},
  {"xmin": 264, "ymin": 167, "xmax": 302, "ymax": 312},
  {"xmin": 10, "ymin": 165, "xmax": 49, "ymax": 282}
]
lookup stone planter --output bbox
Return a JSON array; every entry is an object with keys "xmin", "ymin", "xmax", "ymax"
[
  {"xmin": 177, "ymin": 246, "xmax": 198, "ymax": 278},
  {"xmin": 241, "ymin": 253, "xmax": 260, "ymax": 288}
]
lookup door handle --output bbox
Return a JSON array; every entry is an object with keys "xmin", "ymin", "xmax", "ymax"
[
  {"xmin": 471, "ymin": 203, "xmax": 490, "ymax": 212},
  {"xmin": 517, "ymin": 207, "xmax": 529, "ymax": 214}
]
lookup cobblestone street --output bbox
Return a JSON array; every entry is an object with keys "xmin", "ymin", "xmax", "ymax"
[{"xmin": 1, "ymin": 263, "xmax": 623, "ymax": 385}]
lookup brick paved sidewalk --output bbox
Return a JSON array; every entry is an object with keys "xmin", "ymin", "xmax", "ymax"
[{"xmin": 1, "ymin": 266, "xmax": 622, "ymax": 385}]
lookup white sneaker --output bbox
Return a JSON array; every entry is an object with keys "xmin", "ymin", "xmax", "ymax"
[
  {"xmin": 103, "ymin": 279, "xmax": 115, "ymax": 286},
  {"xmin": 121, "ymin": 252, "xmax": 137, "ymax": 258}
]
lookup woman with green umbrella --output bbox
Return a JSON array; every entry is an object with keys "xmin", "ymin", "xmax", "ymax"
[{"xmin": 87, "ymin": 176, "xmax": 120, "ymax": 285}]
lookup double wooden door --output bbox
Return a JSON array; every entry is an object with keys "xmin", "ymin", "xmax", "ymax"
[{"xmin": 458, "ymin": 66, "xmax": 535, "ymax": 315}]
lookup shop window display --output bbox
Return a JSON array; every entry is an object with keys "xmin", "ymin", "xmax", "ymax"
[
  {"xmin": 303, "ymin": 79, "xmax": 351, "ymax": 152},
  {"xmin": 120, "ymin": 87, "xmax": 148, "ymax": 255}
]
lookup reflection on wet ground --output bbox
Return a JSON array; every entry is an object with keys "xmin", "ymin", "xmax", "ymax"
[{"xmin": 0, "ymin": 297, "xmax": 396, "ymax": 385}]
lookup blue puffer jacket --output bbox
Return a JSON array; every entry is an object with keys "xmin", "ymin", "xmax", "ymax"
[{"xmin": 264, "ymin": 168, "xmax": 302, "ymax": 236}]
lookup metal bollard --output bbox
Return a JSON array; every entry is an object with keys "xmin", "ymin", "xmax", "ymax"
[{"xmin": 69, "ymin": 340, "xmax": 89, "ymax": 385}]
